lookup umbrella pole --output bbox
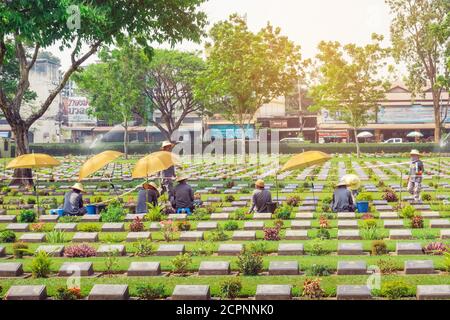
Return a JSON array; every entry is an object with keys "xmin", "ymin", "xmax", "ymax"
[{"xmin": 35, "ymin": 172, "xmax": 40, "ymax": 216}]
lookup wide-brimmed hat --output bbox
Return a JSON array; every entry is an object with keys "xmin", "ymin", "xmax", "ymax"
[
  {"xmin": 336, "ymin": 180, "xmax": 348, "ymax": 187},
  {"xmin": 176, "ymin": 176, "xmax": 188, "ymax": 182},
  {"xmin": 71, "ymin": 182, "xmax": 85, "ymax": 192},
  {"xmin": 255, "ymin": 179, "xmax": 265, "ymax": 188},
  {"xmin": 161, "ymin": 141, "xmax": 174, "ymax": 149},
  {"xmin": 147, "ymin": 182, "xmax": 158, "ymax": 190},
  {"xmin": 410, "ymin": 149, "xmax": 421, "ymax": 156}
]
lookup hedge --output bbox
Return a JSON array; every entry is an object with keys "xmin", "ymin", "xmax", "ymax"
[
  {"xmin": 30, "ymin": 142, "xmax": 161, "ymax": 156},
  {"xmin": 29, "ymin": 141, "xmax": 448, "ymax": 156},
  {"xmin": 279, "ymin": 142, "xmax": 449, "ymax": 154}
]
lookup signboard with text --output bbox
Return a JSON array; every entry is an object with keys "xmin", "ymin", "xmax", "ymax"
[{"xmin": 63, "ymin": 97, "xmax": 97, "ymax": 125}]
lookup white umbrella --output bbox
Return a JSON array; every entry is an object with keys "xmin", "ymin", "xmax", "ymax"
[
  {"xmin": 407, "ymin": 131, "xmax": 423, "ymax": 138},
  {"xmin": 357, "ymin": 131, "xmax": 373, "ymax": 138}
]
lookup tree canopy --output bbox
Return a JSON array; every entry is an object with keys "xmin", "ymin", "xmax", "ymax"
[
  {"xmin": 196, "ymin": 14, "xmax": 301, "ymax": 143},
  {"xmin": 307, "ymin": 34, "xmax": 392, "ymax": 157}
]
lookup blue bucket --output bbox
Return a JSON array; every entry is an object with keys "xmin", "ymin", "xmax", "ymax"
[
  {"xmin": 50, "ymin": 209, "xmax": 65, "ymax": 217},
  {"xmin": 356, "ymin": 201, "xmax": 369, "ymax": 213},
  {"xmin": 86, "ymin": 204, "xmax": 97, "ymax": 215}
]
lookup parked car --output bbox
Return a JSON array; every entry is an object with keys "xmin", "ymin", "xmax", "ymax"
[
  {"xmin": 280, "ymin": 137, "xmax": 306, "ymax": 143},
  {"xmin": 383, "ymin": 138, "xmax": 403, "ymax": 144}
]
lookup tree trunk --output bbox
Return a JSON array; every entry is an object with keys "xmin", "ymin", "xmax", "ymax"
[
  {"xmin": 433, "ymin": 91, "xmax": 442, "ymax": 143},
  {"xmin": 353, "ymin": 127, "xmax": 360, "ymax": 158},
  {"xmin": 239, "ymin": 123, "xmax": 247, "ymax": 164},
  {"xmin": 123, "ymin": 121, "xmax": 129, "ymax": 160},
  {"xmin": 10, "ymin": 123, "xmax": 33, "ymax": 186}
]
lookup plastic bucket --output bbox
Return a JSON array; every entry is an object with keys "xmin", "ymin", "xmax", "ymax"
[
  {"xmin": 86, "ymin": 204, "xmax": 97, "ymax": 215},
  {"xmin": 356, "ymin": 201, "xmax": 369, "ymax": 213},
  {"xmin": 56, "ymin": 209, "xmax": 65, "ymax": 217}
]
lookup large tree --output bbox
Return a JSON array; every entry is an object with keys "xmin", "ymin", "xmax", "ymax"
[
  {"xmin": 74, "ymin": 42, "xmax": 149, "ymax": 158},
  {"xmin": 196, "ymin": 14, "xmax": 301, "ymax": 156},
  {"xmin": 144, "ymin": 49, "xmax": 207, "ymax": 142},
  {"xmin": 307, "ymin": 34, "xmax": 392, "ymax": 157},
  {"xmin": 0, "ymin": 0, "xmax": 206, "ymax": 185},
  {"xmin": 386, "ymin": 0, "xmax": 450, "ymax": 142}
]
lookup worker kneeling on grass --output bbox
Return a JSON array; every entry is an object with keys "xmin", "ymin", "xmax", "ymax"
[
  {"xmin": 331, "ymin": 180, "xmax": 355, "ymax": 213},
  {"xmin": 136, "ymin": 182, "xmax": 160, "ymax": 214},
  {"xmin": 248, "ymin": 179, "xmax": 273, "ymax": 214},
  {"xmin": 172, "ymin": 176, "xmax": 194, "ymax": 214},
  {"xmin": 63, "ymin": 183, "xmax": 87, "ymax": 216}
]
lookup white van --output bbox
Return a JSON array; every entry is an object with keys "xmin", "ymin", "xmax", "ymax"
[{"xmin": 383, "ymin": 138, "xmax": 403, "ymax": 144}]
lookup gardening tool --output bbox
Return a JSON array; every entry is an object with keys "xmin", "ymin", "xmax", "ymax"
[{"xmin": 6, "ymin": 153, "xmax": 61, "ymax": 215}]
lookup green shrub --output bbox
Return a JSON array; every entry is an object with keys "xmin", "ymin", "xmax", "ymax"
[
  {"xmin": 316, "ymin": 228, "xmax": 330, "ymax": 240},
  {"xmin": 190, "ymin": 207, "xmax": 209, "ymax": 221},
  {"xmin": 18, "ymin": 210, "xmax": 36, "ymax": 223},
  {"xmin": 145, "ymin": 204, "xmax": 162, "ymax": 221},
  {"xmin": 31, "ymin": 251, "xmax": 52, "ymax": 278},
  {"xmin": 236, "ymin": 251, "xmax": 263, "ymax": 275},
  {"xmin": 400, "ymin": 205, "xmax": 416, "ymax": 218},
  {"xmin": 209, "ymin": 226, "xmax": 229, "ymax": 241},
  {"xmin": 58, "ymin": 216, "xmax": 81, "ymax": 223},
  {"xmin": 77, "ymin": 223, "xmax": 100, "ymax": 232},
  {"xmin": 233, "ymin": 208, "xmax": 248, "ymax": 220},
  {"xmin": 309, "ymin": 239, "xmax": 327, "ymax": 256},
  {"xmin": 361, "ymin": 228, "xmax": 382, "ymax": 240},
  {"xmin": 377, "ymin": 258, "xmax": 397, "ymax": 274},
  {"xmin": 171, "ymin": 253, "xmax": 192, "ymax": 274},
  {"xmin": 219, "ymin": 278, "xmax": 242, "ymax": 299},
  {"xmin": 246, "ymin": 242, "xmax": 267, "ymax": 255},
  {"xmin": 371, "ymin": 240, "xmax": 388, "ymax": 255},
  {"xmin": 275, "ymin": 203, "xmax": 292, "ymax": 220},
  {"xmin": 176, "ymin": 220, "xmax": 191, "ymax": 231},
  {"xmin": 46, "ymin": 230, "xmax": 66, "ymax": 243},
  {"xmin": 306, "ymin": 264, "xmax": 332, "ymax": 276},
  {"xmin": 224, "ymin": 221, "xmax": 239, "ymax": 231},
  {"xmin": 136, "ymin": 284, "xmax": 166, "ymax": 300},
  {"xmin": 356, "ymin": 192, "xmax": 373, "ymax": 202},
  {"xmin": 13, "ymin": 242, "xmax": 28, "ymax": 258},
  {"xmin": 0, "ymin": 230, "xmax": 16, "ymax": 243},
  {"xmin": 132, "ymin": 240, "xmax": 154, "ymax": 257},
  {"xmin": 421, "ymin": 193, "xmax": 432, "ymax": 201},
  {"xmin": 101, "ymin": 203, "xmax": 125, "ymax": 222},
  {"xmin": 361, "ymin": 219, "xmax": 377, "ymax": 229},
  {"xmin": 380, "ymin": 281, "xmax": 413, "ymax": 299},
  {"xmin": 444, "ymin": 252, "xmax": 450, "ymax": 272}
]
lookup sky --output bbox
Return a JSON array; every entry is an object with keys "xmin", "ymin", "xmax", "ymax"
[{"xmin": 52, "ymin": 0, "xmax": 394, "ymax": 70}]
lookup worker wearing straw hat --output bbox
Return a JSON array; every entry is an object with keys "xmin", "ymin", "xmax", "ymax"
[
  {"xmin": 62, "ymin": 183, "xmax": 87, "ymax": 216},
  {"xmin": 407, "ymin": 149, "xmax": 424, "ymax": 202},
  {"xmin": 136, "ymin": 182, "xmax": 160, "ymax": 214},
  {"xmin": 160, "ymin": 141, "xmax": 176, "ymax": 202},
  {"xmin": 172, "ymin": 175, "xmax": 194, "ymax": 214},
  {"xmin": 331, "ymin": 180, "xmax": 355, "ymax": 213},
  {"xmin": 248, "ymin": 179, "xmax": 273, "ymax": 214}
]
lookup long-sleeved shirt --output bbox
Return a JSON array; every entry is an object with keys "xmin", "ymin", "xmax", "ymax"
[
  {"xmin": 249, "ymin": 189, "xmax": 272, "ymax": 213},
  {"xmin": 161, "ymin": 165, "xmax": 175, "ymax": 179},
  {"xmin": 331, "ymin": 187, "xmax": 354, "ymax": 212},
  {"xmin": 173, "ymin": 182, "xmax": 194, "ymax": 209},
  {"xmin": 135, "ymin": 188, "xmax": 159, "ymax": 214},
  {"xmin": 63, "ymin": 191, "xmax": 84, "ymax": 214},
  {"xmin": 409, "ymin": 159, "xmax": 424, "ymax": 182}
]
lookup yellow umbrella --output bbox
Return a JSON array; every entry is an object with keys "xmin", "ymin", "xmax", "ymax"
[
  {"xmin": 78, "ymin": 150, "xmax": 123, "ymax": 181},
  {"xmin": 132, "ymin": 151, "xmax": 180, "ymax": 179},
  {"xmin": 279, "ymin": 151, "xmax": 332, "ymax": 172},
  {"xmin": 6, "ymin": 153, "xmax": 60, "ymax": 169},
  {"xmin": 6, "ymin": 153, "xmax": 61, "ymax": 215},
  {"xmin": 276, "ymin": 151, "xmax": 332, "ymax": 201},
  {"xmin": 342, "ymin": 174, "xmax": 361, "ymax": 190}
]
